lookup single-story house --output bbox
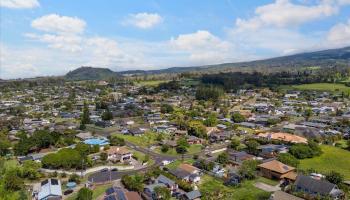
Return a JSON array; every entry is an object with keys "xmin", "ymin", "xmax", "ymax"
[
  {"xmin": 258, "ymin": 160, "xmax": 296, "ymax": 180},
  {"xmin": 294, "ymin": 175, "xmax": 343, "ymax": 199}
]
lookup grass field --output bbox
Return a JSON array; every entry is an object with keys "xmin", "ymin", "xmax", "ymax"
[
  {"xmin": 155, "ymin": 144, "xmax": 203, "ymax": 156},
  {"xmin": 113, "ymin": 132, "xmax": 159, "ymax": 147},
  {"xmin": 287, "ymin": 83, "xmax": 350, "ymax": 93},
  {"xmin": 299, "ymin": 145, "xmax": 350, "ymax": 179},
  {"xmin": 166, "ymin": 159, "xmax": 195, "ymax": 170},
  {"xmin": 199, "ymin": 175, "xmax": 270, "ymax": 200}
]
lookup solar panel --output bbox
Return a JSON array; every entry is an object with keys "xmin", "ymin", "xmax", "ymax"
[
  {"xmin": 104, "ymin": 195, "xmax": 117, "ymax": 200},
  {"xmin": 51, "ymin": 179, "xmax": 59, "ymax": 185},
  {"xmin": 105, "ymin": 187, "xmax": 115, "ymax": 195},
  {"xmin": 41, "ymin": 179, "xmax": 49, "ymax": 186},
  {"xmin": 283, "ymin": 165, "xmax": 289, "ymax": 170}
]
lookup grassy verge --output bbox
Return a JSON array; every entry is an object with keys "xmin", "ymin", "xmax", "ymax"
[{"xmin": 299, "ymin": 145, "xmax": 350, "ymax": 179}]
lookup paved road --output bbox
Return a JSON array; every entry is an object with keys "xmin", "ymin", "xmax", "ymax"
[{"xmin": 88, "ymin": 140, "xmax": 228, "ymax": 183}]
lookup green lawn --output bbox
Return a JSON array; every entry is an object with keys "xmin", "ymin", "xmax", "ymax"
[
  {"xmin": 256, "ymin": 177, "xmax": 279, "ymax": 186},
  {"xmin": 199, "ymin": 175, "xmax": 270, "ymax": 200},
  {"xmin": 288, "ymin": 83, "xmax": 350, "ymax": 93},
  {"xmin": 155, "ymin": 144, "xmax": 203, "ymax": 156},
  {"xmin": 166, "ymin": 159, "xmax": 195, "ymax": 170},
  {"xmin": 299, "ymin": 145, "xmax": 350, "ymax": 179},
  {"xmin": 66, "ymin": 183, "xmax": 112, "ymax": 200},
  {"xmin": 113, "ymin": 132, "xmax": 159, "ymax": 147}
]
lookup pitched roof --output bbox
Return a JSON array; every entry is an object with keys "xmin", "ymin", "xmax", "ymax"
[
  {"xmin": 179, "ymin": 163, "xmax": 199, "ymax": 174},
  {"xmin": 295, "ymin": 175, "xmax": 336, "ymax": 195},
  {"xmin": 38, "ymin": 179, "xmax": 62, "ymax": 200},
  {"xmin": 106, "ymin": 146, "xmax": 131, "ymax": 155},
  {"xmin": 258, "ymin": 132, "xmax": 308, "ymax": 144},
  {"xmin": 271, "ymin": 191, "xmax": 303, "ymax": 200},
  {"xmin": 258, "ymin": 160, "xmax": 295, "ymax": 174},
  {"xmin": 156, "ymin": 175, "xmax": 175, "ymax": 187},
  {"xmin": 184, "ymin": 190, "xmax": 201, "ymax": 200},
  {"xmin": 169, "ymin": 169, "xmax": 191, "ymax": 179}
]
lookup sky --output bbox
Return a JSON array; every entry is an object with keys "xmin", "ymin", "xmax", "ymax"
[{"xmin": 1, "ymin": 0, "xmax": 350, "ymax": 79}]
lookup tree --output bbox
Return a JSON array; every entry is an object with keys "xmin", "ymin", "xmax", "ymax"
[
  {"xmin": 289, "ymin": 144, "xmax": 313, "ymax": 159},
  {"xmin": 21, "ymin": 160, "xmax": 42, "ymax": 180},
  {"xmin": 232, "ymin": 112, "xmax": 245, "ymax": 123},
  {"xmin": 102, "ymin": 109, "xmax": 113, "ymax": 121},
  {"xmin": 154, "ymin": 186, "xmax": 171, "ymax": 200},
  {"xmin": 0, "ymin": 133, "xmax": 11, "ymax": 156},
  {"xmin": 109, "ymin": 135, "xmax": 126, "ymax": 146},
  {"xmin": 245, "ymin": 139, "xmax": 259, "ymax": 155},
  {"xmin": 3, "ymin": 169, "xmax": 23, "ymax": 191},
  {"xmin": 161, "ymin": 144, "xmax": 169, "ymax": 153},
  {"xmin": 304, "ymin": 108, "xmax": 313, "ymax": 121},
  {"xmin": 238, "ymin": 160, "xmax": 259, "ymax": 180},
  {"xmin": 195, "ymin": 85, "xmax": 224, "ymax": 101},
  {"xmin": 230, "ymin": 138, "xmax": 240, "ymax": 150},
  {"xmin": 121, "ymin": 174, "xmax": 144, "ymax": 192},
  {"xmin": 277, "ymin": 153, "xmax": 299, "ymax": 167},
  {"xmin": 204, "ymin": 113, "xmax": 218, "ymax": 127},
  {"xmin": 76, "ymin": 188, "xmax": 93, "ymax": 200},
  {"xmin": 81, "ymin": 101, "xmax": 91, "ymax": 125},
  {"xmin": 177, "ymin": 137, "xmax": 189, "ymax": 148},
  {"xmin": 176, "ymin": 146, "xmax": 187, "ymax": 155},
  {"xmin": 160, "ymin": 104, "xmax": 174, "ymax": 114},
  {"xmin": 326, "ymin": 171, "xmax": 344, "ymax": 185},
  {"xmin": 100, "ymin": 152, "xmax": 108, "ymax": 161},
  {"xmin": 188, "ymin": 121, "xmax": 207, "ymax": 138},
  {"xmin": 216, "ymin": 152, "xmax": 229, "ymax": 165}
]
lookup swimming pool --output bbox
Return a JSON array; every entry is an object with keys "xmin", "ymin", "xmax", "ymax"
[{"xmin": 83, "ymin": 138, "xmax": 109, "ymax": 146}]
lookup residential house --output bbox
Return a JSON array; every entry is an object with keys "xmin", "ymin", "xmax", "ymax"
[
  {"xmin": 170, "ymin": 164, "xmax": 201, "ymax": 183},
  {"xmin": 143, "ymin": 183, "xmax": 167, "ymax": 200},
  {"xmin": 181, "ymin": 190, "xmax": 202, "ymax": 200},
  {"xmin": 155, "ymin": 175, "xmax": 178, "ymax": 193},
  {"xmin": 187, "ymin": 136, "xmax": 203, "ymax": 145},
  {"xmin": 294, "ymin": 175, "xmax": 343, "ymax": 199},
  {"xmin": 104, "ymin": 187, "xmax": 142, "ymax": 200},
  {"xmin": 258, "ymin": 144, "xmax": 288, "ymax": 158},
  {"xmin": 257, "ymin": 132, "xmax": 308, "ymax": 144},
  {"xmin": 258, "ymin": 160, "xmax": 296, "ymax": 181},
  {"xmin": 106, "ymin": 146, "xmax": 132, "ymax": 163},
  {"xmin": 269, "ymin": 191, "xmax": 303, "ymax": 200},
  {"xmin": 37, "ymin": 179, "xmax": 62, "ymax": 200},
  {"xmin": 227, "ymin": 150, "xmax": 256, "ymax": 165}
]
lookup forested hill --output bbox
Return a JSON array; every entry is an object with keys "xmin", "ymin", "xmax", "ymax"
[
  {"xmin": 120, "ymin": 46, "xmax": 350, "ymax": 75},
  {"xmin": 63, "ymin": 46, "xmax": 350, "ymax": 81},
  {"xmin": 65, "ymin": 67, "xmax": 120, "ymax": 81}
]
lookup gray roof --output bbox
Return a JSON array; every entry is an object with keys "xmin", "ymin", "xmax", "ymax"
[
  {"xmin": 38, "ymin": 179, "xmax": 62, "ymax": 200},
  {"xmin": 156, "ymin": 175, "xmax": 175, "ymax": 187},
  {"xmin": 144, "ymin": 183, "xmax": 166, "ymax": 193},
  {"xmin": 295, "ymin": 175, "xmax": 336, "ymax": 195},
  {"xmin": 185, "ymin": 190, "xmax": 201, "ymax": 200},
  {"xmin": 169, "ymin": 169, "xmax": 191, "ymax": 179},
  {"xmin": 271, "ymin": 191, "xmax": 303, "ymax": 200}
]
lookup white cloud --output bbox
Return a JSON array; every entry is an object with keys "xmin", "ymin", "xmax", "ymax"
[
  {"xmin": 170, "ymin": 30, "xmax": 236, "ymax": 64},
  {"xmin": 31, "ymin": 14, "xmax": 86, "ymax": 34},
  {"xmin": 327, "ymin": 19, "xmax": 350, "ymax": 47},
  {"xmin": 123, "ymin": 12, "xmax": 163, "ymax": 29},
  {"xmin": 27, "ymin": 14, "xmax": 86, "ymax": 52},
  {"xmin": 236, "ymin": 0, "xmax": 338, "ymax": 31},
  {"xmin": 0, "ymin": 0, "xmax": 39, "ymax": 9}
]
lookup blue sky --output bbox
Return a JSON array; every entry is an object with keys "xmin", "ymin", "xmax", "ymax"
[{"xmin": 1, "ymin": 0, "xmax": 350, "ymax": 79}]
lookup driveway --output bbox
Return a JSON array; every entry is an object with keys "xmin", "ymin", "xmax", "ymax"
[{"xmin": 254, "ymin": 182, "xmax": 281, "ymax": 192}]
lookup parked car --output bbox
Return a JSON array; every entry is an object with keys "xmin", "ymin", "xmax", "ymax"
[
  {"xmin": 64, "ymin": 189, "xmax": 73, "ymax": 195},
  {"xmin": 111, "ymin": 168, "xmax": 118, "ymax": 171},
  {"xmin": 100, "ymin": 168, "xmax": 109, "ymax": 172}
]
